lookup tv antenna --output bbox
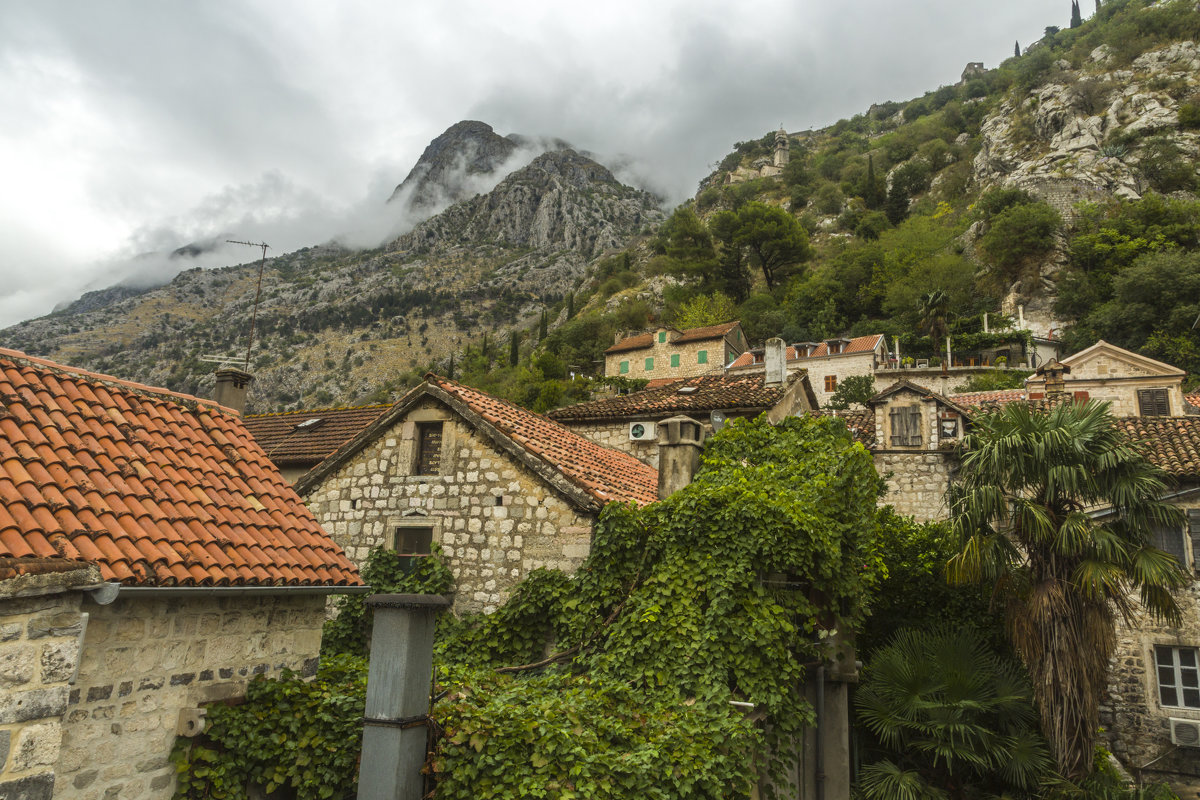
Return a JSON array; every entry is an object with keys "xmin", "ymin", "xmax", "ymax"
[{"xmin": 225, "ymin": 239, "xmax": 270, "ymax": 371}]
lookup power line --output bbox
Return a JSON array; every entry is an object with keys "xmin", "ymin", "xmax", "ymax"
[{"xmin": 226, "ymin": 240, "xmax": 270, "ymax": 371}]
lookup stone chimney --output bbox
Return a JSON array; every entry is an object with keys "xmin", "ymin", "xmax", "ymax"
[
  {"xmin": 764, "ymin": 337, "xmax": 787, "ymax": 386},
  {"xmin": 213, "ymin": 368, "xmax": 253, "ymax": 415},
  {"xmin": 1039, "ymin": 359, "xmax": 1070, "ymax": 399},
  {"xmin": 657, "ymin": 415, "xmax": 706, "ymax": 500}
]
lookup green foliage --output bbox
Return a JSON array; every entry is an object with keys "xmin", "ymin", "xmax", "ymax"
[
  {"xmin": 953, "ymin": 368, "xmax": 1033, "ymax": 393},
  {"xmin": 856, "ymin": 627, "xmax": 1053, "ymax": 800},
  {"xmin": 431, "ymin": 415, "xmax": 886, "ymax": 799},
  {"xmin": 813, "ymin": 182, "xmax": 844, "ymax": 215},
  {"xmin": 321, "ymin": 546, "xmax": 455, "ymax": 658},
  {"xmin": 1178, "ymin": 102, "xmax": 1200, "ymax": 130},
  {"xmin": 948, "ymin": 401, "xmax": 1189, "ymax": 779},
  {"xmin": 1138, "ymin": 135, "xmax": 1197, "ymax": 193},
  {"xmin": 713, "ymin": 202, "xmax": 812, "ymax": 291},
  {"xmin": 825, "ymin": 374, "xmax": 876, "ymax": 410},
  {"xmin": 978, "ymin": 201, "xmax": 1061, "ymax": 283},
  {"xmin": 671, "ymin": 292, "xmax": 739, "ymax": 330},
  {"xmin": 171, "ymin": 655, "xmax": 368, "ymax": 800}
]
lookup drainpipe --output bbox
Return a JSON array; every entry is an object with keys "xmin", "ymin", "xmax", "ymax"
[
  {"xmin": 815, "ymin": 664, "xmax": 826, "ymax": 800},
  {"xmin": 357, "ymin": 593, "xmax": 451, "ymax": 800}
]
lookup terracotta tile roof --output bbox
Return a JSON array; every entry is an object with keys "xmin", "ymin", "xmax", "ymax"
[
  {"xmin": 428, "ymin": 376, "xmax": 659, "ymax": 506},
  {"xmin": 0, "ymin": 348, "xmax": 360, "ymax": 587},
  {"xmin": 1115, "ymin": 416, "xmax": 1200, "ymax": 478},
  {"xmin": 605, "ymin": 321, "xmax": 740, "ymax": 355},
  {"xmin": 548, "ymin": 373, "xmax": 798, "ymax": 423},
  {"xmin": 244, "ymin": 404, "xmax": 390, "ymax": 467},
  {"xmin": 728, "ymin": 334, "xmax": 884, "ymax": 368},
  {"xmin": 949, "ymin": 389, "xmax": 1026, "ymax": 408}
]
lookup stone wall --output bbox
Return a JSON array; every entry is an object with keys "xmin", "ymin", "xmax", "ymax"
[
  {"xmin": 873, "ymin": 452, "xmax": 955, "ymax": 523},
  {"xmin": 56, "ymin": 593, "xmax": 326, "ymax": 800},
  {"xmin": 604, "ymin": 329, "xmax": 741, "ymax": 381},
  {"xmin": 0, "ymin": 569, "xmax": 93, "ymax": 800},
  {"xmin": 1102, "ymin": 496, "xmax": 1200, "ymax": 795},
  {"xmin": 306, "ymin": 399, "xmax": 596, "ymax": 613}
]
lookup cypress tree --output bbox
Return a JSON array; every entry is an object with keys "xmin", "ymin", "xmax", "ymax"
[
  {"xmin": 566, "ymin": 292, "xmax": 575, "ymax": 319},
  {"xmin": 1070, "ymin": 0, "xmax": 1082, "ymax": 27},
  {"xmin": 1014, "ymin": 40, "xmax": 1021, "ymax": 58},
  {"xmin": 481, "ymin": 332, "xmax": 489, "ymax": 359},
  {"xmin": 538, "ymin": 309, "xmax": 548, "ymax": 341},
  {"xmin": 509, "ymin": 331, "xmax": 520, "ymax": 367},
  {"xmin": 864, "ymin": 154, "xmax": 882, "ymax": 209},
  {"xmin": 446, "ymin": 353, "xmax": 455, "ymax": 379}
]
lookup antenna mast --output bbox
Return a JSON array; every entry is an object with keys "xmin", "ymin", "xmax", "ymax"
[{"xmin": 226, "ymin": 240, "xmax": 270, "ymax": 371}]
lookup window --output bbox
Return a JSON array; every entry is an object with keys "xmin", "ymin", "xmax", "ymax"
[
  {"xmin": 1155, "ymin": 645, "xmax": 1200, "ymax": 708},
  {"xmin": 889, "ymin": 405, "xmax": 923, "ymax": 447},
  {"xmin": 414, "ymin": 422, "xmax": 443, "ymax": 475},
  {"xmin": 1138, "ymin": 388, "xmax": 1170, "ymax": 416},
  {"xmin": 619, "ymin": 360, "xmax": 629, "ymax": 375},
  {"xmin": 824, "ymin": 375, "xmax": 838, "ymax": 393},
  {"xmin": 1152, "ymin": 522, "xmax": 1191, "ymax": 569},
  {"xmin": 658, "ymin": 331, "xmax": 667, "ymax": 343},
  {"xmin": 670, "ymin": 353, "xmax": 680, "ymax": 368},
  {"xmin": 698, "ymin": 350, "xmax": 708, "ymax": 364},
  {"xmin": 393, "ymin": 526, "xmax": 433, "ymax": 555},
  {"xmin": 644, "ymin": 357, "xmax": 654, "ymax": 371}
]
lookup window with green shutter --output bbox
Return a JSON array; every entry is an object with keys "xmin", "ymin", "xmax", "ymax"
[
  {"xmin": 645, "ymin": 357, "xmax": 654, "ymax": 371},
  {"xmin": 698, "ymin": 350, "xmax": 708, "ymax": 364},
  {"xmin": 670, "ymin": 354, "xmax": 680, "ymax": 367},
  {"xmin": 658, "ymin": 331, "xmax": 667, "ymax": 343},
  {"xmin": 619, "ymin": 360, "xmax": 629, "ymax": 374}
]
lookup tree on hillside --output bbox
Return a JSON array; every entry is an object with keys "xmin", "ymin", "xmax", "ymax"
[
  {"xmin": 712, "ymin": 202, "xmax": 811, "ymax": 292},
  {"xmin": 918, "ymin": 289, "xmax": 951, "ymax": 370},
  {"xmin": 672, "ymin": 292, "xmax": 738, "ymax": 331},
  {"xmin": 1015, "ymin": 40, "xmax": 1021, "ymax": 57},
  {"xmin": 948, "ymin": 401, "xmax": 1188, "ymax": 780},
  {"xmin": 1071, "ymin": 0, "xmax": 1083, "ymax": 28},
  {"xmin": 708, "ymin": 210, "xmax": 752, "ymax": 301},
  {"xmin": 863, "ymin": 154, "xmax": 885, "ymax": 210}
]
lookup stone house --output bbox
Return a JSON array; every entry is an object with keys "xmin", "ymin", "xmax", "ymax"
[
  {"xmin": 0, "ymin": 347, "xmax": 362, "ymax": 800},
  {"xmin": 1026, "ymin": 340, "xmax": 1191, "ymax": 417},
  {"xmin": 296, "ymin": 375, "xmax": 658, "ymax": 613},
  {"xmin": 548, "ymin": 369, "xmax": 818, "ymax": 469},
  {"xmin": 728, "ymin": 334, "xmax": 887, "ymax": 407},
  {"xmin": 603, "ymin": 320, "xmax": 746, "ymax": 381}
]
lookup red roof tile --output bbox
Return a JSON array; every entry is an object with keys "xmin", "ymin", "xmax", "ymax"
[
  {"xmin": 548, "ymin": 373, "xmax": 799, "ymax": 423},
  {"xmin": 428, "ymin": 377, "xmax": 659, "ymax": 506},
  {"xmin": 244, "ymin": 404, "xmax": 391, "ymax": 467},
  {"xmin": 0, "ymin": 348, "xmax": 360, "ymax": 587},
  {"xmin": 949, "ymin": 389, "xmax": 1027, "ymax": 408},
  {"xmin": 605, "ymin": 321, "xmax": 740, "ymax": 355},
  {"xmin": 728, "ymin": 334, "xmax": 885, "ymax": 369},
  {"xmin": 1115, "ymin": 416, "xmax": 1200, "ymax": 479}
]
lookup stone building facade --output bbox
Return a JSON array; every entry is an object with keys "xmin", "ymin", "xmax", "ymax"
[
  {"xmin": 728, "ymin": 335, "xmax": 887, "ymax": 407},
  {"xmin": 1026, "ymin": 341, "xmax": 1189, "ymax": 417},
  {"xmin": 297, "ymin": 376, "xmax": 658, "ymax": 613},
  {"xmin": 604, "ymin": 321, "xmax": 746, "ymax": 381}
]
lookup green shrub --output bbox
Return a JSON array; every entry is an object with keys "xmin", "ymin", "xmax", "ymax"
[
  {"xmin": 978, "ymin": 201, "xmax": 1061, "ymax": 281},
  {"xmin": 1139, "ymin": 136, "xmax": 1197, "ymax": 193},
  {"xmin": 814, "ymin": 182, "xmax": 844, "ymax": 215},
  {"xmin": 1179, "ymin": 102, "xmax": 1200, "ymax": 130}
]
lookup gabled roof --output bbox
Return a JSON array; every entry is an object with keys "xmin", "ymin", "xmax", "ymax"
[
  {"xmin": 548, "ymin": 373, "xmax": 812, "ymax": 423},
  {"xmin": 0, "ymin": 348, "xmax": 360, "ymax": 587},
  {"xmin": 244, "ymin": 404, "xmax": 391, "ymax": 467},
  {"xmin": 728, "ymin": 334, "xmax": 885, "ymax": 369},
  {"xmin": 869, "ymin": 379, "xmax": 973, "ymax": 417},
  {"xmin": 1055, "ymin": 340, "xmax": 1186, "ymax": 378},
  {"xmin": 605, "ymin": 321, "xmax": 740, "ymax": 355},
  {"xmin": 296, "ymin": 375, "xmax": 659, "ymax": 509}
]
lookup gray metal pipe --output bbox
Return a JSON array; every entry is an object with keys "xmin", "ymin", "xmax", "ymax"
[
  {"xmin": 84, "ymin": 582, "xmax": 373, "ymax": 604},
  {"xmin": 357, "ymin": 593, "xmax": 451, "ymax": 800}
]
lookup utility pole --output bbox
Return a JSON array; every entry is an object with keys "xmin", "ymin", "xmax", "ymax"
[{"xmin": 226, "ymin": 240, "xmax": 270, "ymax": 371}]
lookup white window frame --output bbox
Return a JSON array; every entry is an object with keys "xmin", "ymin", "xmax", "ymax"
[{"xmin": 1155, "ymin": 645, "xmax": 1200, "ymax": 709}]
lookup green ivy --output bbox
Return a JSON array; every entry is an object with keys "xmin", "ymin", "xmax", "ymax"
[
  {"xmin": 322, "ymin": 545, "xmax": 455, "ymax": 658},
  {"xmin": 171, "ymin": 655, "xmax": 367, "ymax": 800}
]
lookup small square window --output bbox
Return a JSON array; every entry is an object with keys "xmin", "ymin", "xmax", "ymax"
[
  {"xmin": 698, "ymin": 351, "xmax": 708, "ymax": 364},
  {"xmin": 1155, "ymin": 645, "xmax": 1200, "ymax": 708},
  {"xmin": 670, "ymin": 354, "xmax": 680, "ymax": 368},
  {"xmin": 1138, "ymin": 388, "xmax": 1170, "ymax": 416},
  {"xmin": 414, "ymin": 422, "xmax": 443, "ymax": 475},
  {"xmin": 825, "ymin": 375, "xmax": 838, "ymax": 393},
  {"xmin": 1152, "ymin": 523, "xmax": 1189, "ymax": 568},
  {"xmin": 619, "ymin": 360, "xmax": 629, "ymax": 375},
  {"xmin": 394, "ymin": 526, "xmax": 433, "ymax": 555},
  {"xmin": 645, "ymin": 357, "xmax": 654, "ymax": 371},
  {"xmin": 658, "ymin": 331, "xmax": 667, "ymax": 343}
]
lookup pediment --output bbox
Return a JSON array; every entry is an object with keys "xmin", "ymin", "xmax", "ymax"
[{"xmin": 1062, "ymin": 340, "xmax": 1185, "ymax": 380}]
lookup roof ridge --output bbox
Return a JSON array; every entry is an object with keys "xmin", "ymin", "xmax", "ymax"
[
  {"xmin": 0, "ymin": 347, "xmax": 232, "ymax": 415},
  {"xmin": 245, "ymin": 403, "xmax": 393, "ymax": 419}
]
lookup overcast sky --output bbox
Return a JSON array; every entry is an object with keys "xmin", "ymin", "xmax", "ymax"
[{"xmin": 0, "ymin": 0, "xmax": 1063, "ymax": 329}]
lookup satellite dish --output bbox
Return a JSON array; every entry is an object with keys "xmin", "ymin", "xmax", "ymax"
[{"xmin": 710, "ymin": 410, "xmax": 727, "ymax": 432}]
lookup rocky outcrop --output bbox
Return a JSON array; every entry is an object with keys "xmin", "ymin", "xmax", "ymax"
[{"xmin": 387, "ymin": 121, "xmax": 525, "ymax": 213}]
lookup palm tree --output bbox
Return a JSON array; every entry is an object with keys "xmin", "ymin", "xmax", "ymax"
[
  {"xmin": 947, "ymin": 400, "xmax": 1188, "ymax": 780},
  {"xmin": 918, "ymin": 290, "xmax": 950, "ymax": 373}
]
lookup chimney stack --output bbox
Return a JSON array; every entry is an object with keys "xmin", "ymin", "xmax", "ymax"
[
  {"xmin": 657, "ymin": 415, "xmax": 706, "ymax": 500},
  {"xmin": 764, "ymin": 337, "xmax": 787, "ymax": 386},
  {"xmin": 1038, "ymin": 359, "xmax": 1070, "ymax": 398},
  {"xmin": 213, "ymin": 368, "xmax": 253, "ymax": 415}
]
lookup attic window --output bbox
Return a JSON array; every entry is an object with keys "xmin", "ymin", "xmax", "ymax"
[
  {"xmin": 677, "ymin": 385, "xmax": 699, "ymax": 394},
  {"xmin": 293, "ymin": 418, "xmax": 324, "ymax": 431},
  {"xmin": 1137, "ymin": 388, "xmax": 1170, "ymax": 417}
]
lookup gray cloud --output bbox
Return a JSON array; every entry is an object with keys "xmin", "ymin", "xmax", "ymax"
[{"xmin": 0, "ymin": 0, "xmax": 1062, "ymax": 328}]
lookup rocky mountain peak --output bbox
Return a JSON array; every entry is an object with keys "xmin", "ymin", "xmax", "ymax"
[{"xmin": 387, "ymin": 120, "xmax": 523, "ymax": 212}]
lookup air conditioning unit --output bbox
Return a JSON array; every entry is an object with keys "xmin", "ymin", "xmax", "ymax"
[
  {"xmin": 628, "ymin": 421, "xmax": 656, "ymax": 442},
  {"xmin": 1170, "ymin": 717, "xmax": 1200, "ymax": 748}
]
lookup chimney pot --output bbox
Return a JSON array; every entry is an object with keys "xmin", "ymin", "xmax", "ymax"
[
  {"xmin": 213, "ymin": 368, "xmax": 253, "ymax": 415},
  {"xmin": 656, "ymin": 415, "xmax": 706, "ymax": 499},
  {"xmin": 764, "ymin": 337, "xmax": 787, "ymax": 386}
]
